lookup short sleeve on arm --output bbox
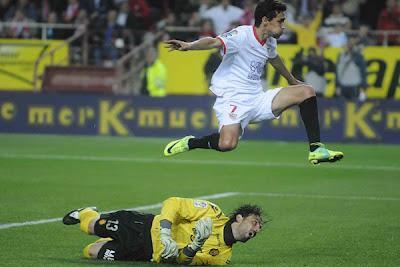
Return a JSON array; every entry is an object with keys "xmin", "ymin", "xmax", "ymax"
[
  {"xmin": 267, "ymin": 37, "xmax": 278, "ymax": 58},
  {"xmin": 217, "ymin": 28, "xmax": 243, "ymax": 55}
]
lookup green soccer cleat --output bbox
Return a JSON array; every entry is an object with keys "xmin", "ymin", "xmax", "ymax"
[
  {"xmin": 163, "ymin": 135, "xmax": 194, "ymax": 157},
  {"xmin": 62, "ymin": 207, "xmax": 98, "ymax": 225},
  {"xmin": 308, "ymin": 143, "xmax": 344, "ymax": 165}
]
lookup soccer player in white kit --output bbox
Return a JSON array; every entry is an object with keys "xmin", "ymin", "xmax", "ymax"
[{"xmin": 163, "ymin": 0, "xmax": 343, "ymax": 164}]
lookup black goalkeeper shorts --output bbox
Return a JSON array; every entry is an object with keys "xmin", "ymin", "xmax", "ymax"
[{"xmin": 94, "ymin": 210, "xmax": 154, "ymax": 261}]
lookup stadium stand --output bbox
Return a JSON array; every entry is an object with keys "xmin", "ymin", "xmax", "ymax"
[{"xmin": 0, "ymin": 0, "xmax": 399, "ymax": 95}]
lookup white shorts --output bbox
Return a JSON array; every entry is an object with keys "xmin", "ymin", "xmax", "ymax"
[{"xmin": 213, "ymin": 88, "xmax": 282, "ymax": 135}]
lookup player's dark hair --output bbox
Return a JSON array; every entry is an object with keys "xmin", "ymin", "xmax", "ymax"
[
  {"xmin": 254, "ymin": 0, "xmax": 287, "ymax": 26},
  {"xmin": 229, "ymin": 204, "xmax": 264, "ymax": 224}
]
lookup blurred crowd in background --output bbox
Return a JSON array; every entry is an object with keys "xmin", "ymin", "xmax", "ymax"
[
  {"xmin": 0, "ymin": 0, "xmax": 399, "ymax": 99},
  {"xmin": 1, "ymin": 0, "xmax": 399, "ymax": 45}
]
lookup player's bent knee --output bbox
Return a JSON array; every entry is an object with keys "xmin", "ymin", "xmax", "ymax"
[
  {"xmin": 302, "ymin": 85, "xmax": 316, "ymax": 98},
  {"xmin": 83, "ymin": 241, "xmax": 107, "ymax": 259},
  {"xmin": 83, "ymin": 243, "xmax": 97, "ymax": 259},
  {"xmin": 218, "ymin": 140, "xmax": 237, "ymax": 152}
]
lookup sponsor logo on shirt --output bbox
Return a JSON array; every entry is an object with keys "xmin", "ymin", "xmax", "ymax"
[
  {"xmin": 103, "ymin": 249, "xmax": 115, "ymax": 261},
  {"xmin": 221, "ymin": 30, "xmax": 238, "ymax": 38},
  {"xmin": 247, "ymin": 60, "xmax": 264, "ymax": 80},
  {"xmin": 194, "ymin": 200, "xmax": 208, "ymax": 208}
]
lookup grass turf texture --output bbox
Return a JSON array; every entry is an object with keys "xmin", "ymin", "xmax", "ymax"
[{"xmin": 0, "ymin": 134, "xmax": 399, "ymax": 266}]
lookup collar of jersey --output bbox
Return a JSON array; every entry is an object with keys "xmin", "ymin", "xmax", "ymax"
[
  {"xmin": 223, "ymin": 221, "xmax": 236, "ymax": 246},
  {"xmin": 252, "ymin": 25, "xmax": 266, "ymax": 46}
]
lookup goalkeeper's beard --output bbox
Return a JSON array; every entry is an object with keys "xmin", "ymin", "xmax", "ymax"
[
  {"xmin": 241, "ymin": 231, "xmax": 256, "ymax": 243},
  {"xmin": 242, "ymin": 237, "xmax": 251, "ymax": 243}
]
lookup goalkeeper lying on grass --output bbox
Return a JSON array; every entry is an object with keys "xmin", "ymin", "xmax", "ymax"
[{"xmin": 63, "ymin": 197, "xmax": 264, "ymax": 265}]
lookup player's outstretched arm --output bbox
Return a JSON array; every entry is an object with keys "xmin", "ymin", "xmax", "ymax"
[{"xmin": 165, "ymin": 37, "xmax": 222, "ymax": 52}]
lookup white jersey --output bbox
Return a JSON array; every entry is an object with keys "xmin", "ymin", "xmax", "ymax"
[{"xmin": 211, "ymin": 25, "xmax": 278, "ymax": 96}]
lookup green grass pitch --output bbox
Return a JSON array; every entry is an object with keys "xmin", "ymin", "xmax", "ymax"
[{"xmin": 0, "ymin": 134, "xmax": 399, "ymax": 266}]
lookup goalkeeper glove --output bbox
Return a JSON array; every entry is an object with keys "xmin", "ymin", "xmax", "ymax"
[
  {"xmin": 188, "ymin": 217, "xmax": 213, "ymax": 252},
  {"xmin": 160, "ymin": 228, "xmax": 179, "ymax": 259}
]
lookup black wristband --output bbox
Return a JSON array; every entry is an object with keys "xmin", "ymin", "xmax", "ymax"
[{"xmin": 183, "ymin": 246, "xmax": 197, "ymax": 257}]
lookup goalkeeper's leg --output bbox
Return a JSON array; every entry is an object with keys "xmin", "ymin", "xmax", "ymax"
[
  {"xmin": 62, "ymin": 207, "xmax": 99, "ymax": 234},
  {"xmin": 83, "ymin": 238, "xmax": 111, "ymax": 259},
  {"xmin": 83, "ymin": 238, "xmax": 132, "ymax": 261}
]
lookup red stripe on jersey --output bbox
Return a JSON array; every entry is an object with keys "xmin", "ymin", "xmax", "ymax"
[
  {"xmin": 216, "ymin": 37, "xmax": 226, "ymax": 55},
  {"xmin": 252, "ymin": 25, "xmax": 266, "ymax": 46}
]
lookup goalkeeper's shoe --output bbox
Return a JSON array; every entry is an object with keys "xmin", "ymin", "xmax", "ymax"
[
  {"xmin": 62, "ymin": 207, "xmax": 98, "ymax": 225},
  {"xmin": 164, "ymin": 135, "xmax": 194, "ymax": 157},
  {"xmin": 308, "ymin": 143, "xmax": 344, "ymax": 165}
]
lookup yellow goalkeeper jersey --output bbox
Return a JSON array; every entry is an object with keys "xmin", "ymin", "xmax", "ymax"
[{"xmin": 150, "ymin": 197, "xmax": 233, "ymax": 265}]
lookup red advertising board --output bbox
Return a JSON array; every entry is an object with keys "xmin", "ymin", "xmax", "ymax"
[{"xmin": 42, "ymin": 66, "xmax": 117, "ymax": 93}]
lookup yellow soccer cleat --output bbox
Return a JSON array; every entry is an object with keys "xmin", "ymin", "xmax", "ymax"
[
  {"xmin": 308, "ymin": 143, "xmax": 344, "ymax": 165},
  {"xmin": 164, "ymin": 135, "xmax": 194, "ymax": 157}
]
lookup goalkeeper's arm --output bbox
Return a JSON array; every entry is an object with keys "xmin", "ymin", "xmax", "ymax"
[
  {"xmin": 177, "ymin": 245, "xmax": 198, "ymax": 265},
  {"xmin": 176, "ymin": 217, "xmax": 212, "ymax": 265},
  {"xmin": 160, "ymin": 219, "xmax": 179, "ymax": 259}
]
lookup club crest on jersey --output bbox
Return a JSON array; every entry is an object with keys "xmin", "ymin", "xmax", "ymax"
[
  {"xmin": 229, "ymin": 113, "xmax": 237, "ymax": 120},
  {"xmin": 194, "ymin": 200, "xmax": 208, "ymax": 208},
  {"xmin": 209, "ymin": 249, "xmax": 220, "ymax": 256},
  {"xmin": 221, "ymin": 30, "xmax": 238, "ymax": 38}
]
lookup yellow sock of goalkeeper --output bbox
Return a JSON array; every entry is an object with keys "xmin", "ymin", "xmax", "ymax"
[
  {"xmin": 79, "ymin": 209, "xmax": 100, "ymax": 234},
  {"xmin": 83, "ymin": 243, "xmax": 94, "ymax": 258}
]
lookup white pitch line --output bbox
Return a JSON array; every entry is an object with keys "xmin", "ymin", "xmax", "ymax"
[
  {"xmin": 244, "ymin": 192, "xmax": 400, "ymax": 201},
  {"xmin": 1, "ymin": 153, "xmax": 399, "ymax": 172},
  {"xmin": 1, "ymin": 191, "xmax": 400, "ymax": 230}
]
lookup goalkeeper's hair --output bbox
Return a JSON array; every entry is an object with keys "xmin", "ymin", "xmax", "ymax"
[
  {"xmin": 254, "ymin": 0, "xmax": 287, "ymax": 26},
  {"xmin": 228, "ymin": 204, "xmax": 265, "ymax": 224}
]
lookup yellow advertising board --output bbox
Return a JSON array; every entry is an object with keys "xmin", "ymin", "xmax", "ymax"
[
  {"xmin": 0, "ymin": 39, "xmax": 69, "ymax": 91},
  {"xmin": 159, "ymin": 43, "xmax": 400, "ymax": 99},
  {"xmin": 159, "ymin": 44, "xmax": 213, "ymax": 95}
]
